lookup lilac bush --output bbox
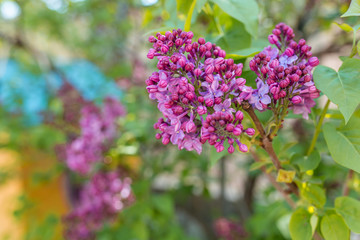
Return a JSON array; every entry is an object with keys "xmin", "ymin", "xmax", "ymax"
[
  {"xmin": 65, "ymin": 97, "xmax": 125, "ymax": 174},
  {"xmin": 63, "ymin": 170, "xmax": 135, "ymax": 240}
]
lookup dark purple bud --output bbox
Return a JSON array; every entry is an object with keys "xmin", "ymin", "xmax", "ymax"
[
  {"xmin": 204, "ymin": 58, "xmax": 214, "ymax": 65},
  {"xmin": 214, "ymin": 97, "xmax": 222, "ymax": 105},
  {"xmin": 197, "ymin": 105, "xmax": 207, "ymax": 115},
  {"xmin": 205, "ymin": 74, "xmax": 214, "ymax": 83},
  {"xmin": 225, "ymin": 71, "xmax": 232, "ymax": 79},
  {"xmin": 304, "ymin": 75, "xmax": 311, "ymax": 82},
  {"xmin": 225, "ymin": 124, "xmax": 235, "ymax": 132},
  {"xmin": 272, "ymin": 29, "xmax": 281, "ymax": 36},
  {"xmin": 205, "ymin": 42, "xmax": 212, "ymax": 50},
  {"xmin": 162, "ymin": 137, "xmax": 170, "ymax": 145},
  {"xmin": 185, "ymin": 44, "xmax": 192, "ymax": 52},
  {"xmin": 261, "ymin": 66, "xmax": 268, "ymax": 74},
  {"xmin": 298, "ymin": 39, "xmax": 306, "ymax": 46},
  {"xmin": 236, "ymin": 78, "xmax": 246, "ymax": 86},
  {"xmin": 178, "ymin": 57, "xmax": 186, "ymax": 67},
  {"xmin": 285, "ymin": 48, "xmax": 294, "ymax": 56},
  {"xmin": 215, "ymin": 57, "xmax": 225, "ymax": 65},
  {"xmin": 205, "ymin": 98, "xmax": 214, "ymax": 107},
  {"xmin": 219, "ymin": 50, "xmax": 226, "ymax": 58},
  {"xmin": 194, "ymin": 68, "xmax": 202, "ymax": 77},
  {"xmin": 290, "ymin": 74, "xmax": 299, "ymax": 82},
  {"xmin": 148, "ymin": 35, "xmax": 156, "ymax": 43},
  {"xmin": 198, "ymin": 96, "xmax": 204, "ymax": 103},
  {"xmin": 308, "ymin": 57, "xmax": 319, "ymax": 67},
  {"xmin": 199, "ymin": 45, "xmax": 206, "ymax": 53},
  {"xmin": 239, "ymin": 144, "xmax": 248, "ymax": 152},
  {"xmin": 175, "ymin": 38, "xmax": 183, "ymax": 46},
  {"xmin": 245, "ymin": 128, "xmax": 255, "ymax": 136},
  {"xmin": 187, "ymin": 31, "xmax": 194, "ymax": 39},
  {"xmin": 268, "ymin": 34, "xmax": 279, "ymax": 44},
  {"xmin": 198, "ymin": 37, "xmax": 206, "ymax": 45},
  {"xmin": 186, "ymin": 121, "xmax": 196, "ymax": 133},
  {"xmin": 228, "ymin": 145, "xmax": 235, "ymax": 154},
  {"xmin": 220, "ymin": 83, "xmax": 229, "ymax": 92},
  {"xmin": 192, "ymin": 42, "xmax": 199, "ymax": 49},
  {"xmin": 155, "ymin": 133, "xmax": 162, "ymax": 139},
  {"xmin": 233, "ymin": 127, "xmax": 242, "ymax": 136},
  {"xmin": 235, "ymin": 111, "xmax": 243, "ymax": 121},
  {"xmin": 291, "ymin": 96, "xmax": 302, "ymax": 104},
  {"xmin": 205, "ymin": 65, "xmax": 214, "ymax": 75},
  {"xmin": 279, "ymin": 90, "xmax": 286, "ymax": 98},
  {"xmin": 185, "ymin": 62, "xmax": 195, "ymax": 71}
]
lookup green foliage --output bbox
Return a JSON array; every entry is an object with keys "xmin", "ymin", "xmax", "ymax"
[
  {"xmin": 97, "ymin": 181, "xmax": 196, "ymax": 240},
  {"xmin": 320, "ymin": 213, "xmax": 350, "ymax": 240},
  {"xmin": 323, "ymin": 113, "xmax": 360, "ymax": 173},
  {"xmin": 313, "ymin": 58, "xmax": 360, "ymax": 123},
  {"xmin": 342, "ymin": 0, "xmax": 360, "ymax": 17},
  {"xmin": 210, "ymin": 0, "xmax": 259, "ymax": 37},
  {"xmin": 291, "ymin": 149, "xmax": 321, "ymax": 172},
  {"xmin": 300, "ymin": 183, "xmax": 326, "ymax": 208},
  {"xmin": 289, "ymin": 208, "xmax": 312, "ymax": 240},
  {"xmin": 335, "ymin": 196, "xmax": 360, "ymax": 233}
]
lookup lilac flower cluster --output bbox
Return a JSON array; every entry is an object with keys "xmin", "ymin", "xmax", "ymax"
[
  {"xmin": 146, "ymin": 29, "xmax": 255, "ymax": 154},
  {"xmin": 214, "ymin": 218, "xmax": 247, "ymax": 240},
  {"xmin": 65, "ymin": 97, "xmax": 126, "ymax": 174},
  {"xmin": 249, "ymin": 23, "xmax": 320, "ymax": 119},
  {"xmin": 64, "ymin": 171, "xmax": 135, "ymax": 240}
]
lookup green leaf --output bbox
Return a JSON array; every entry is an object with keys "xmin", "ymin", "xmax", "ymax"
[
  {"xmin": 357, "ymin": 40, "xmax": 360, "ymax": 55},
  {"xmin": 323, "ymin": 121, "xmax": 360, "ymax": 173},
  {"xmin": 300, "ymin": 183, "xmax": 326, "ymax": 208},
  {"xmin": 152, "ymin": 194, "xmax": 174, "ymax": 216},
  {"xmin": 291, "ymin": 149, "xmax": 321, "ymax": 172},
  {"xmin": 335, "ymin": 196, "xmax": 360, "ymax": 233},
  {"xmin": 310, "ymin": 214, "xmax": 319, "ymax": 235},
  {"xmin": 215, "ymin": 19, "xmax": 251, "ymax": 54},
  {"xmin": 313, "ymin": 59, "xmax": 360, "ymax": 122},
  {"xmin": 249, "ymin": 161, "xmax": 268, "ymax": 171},
  {"xmin": 209, "ymin": 146, "xmax": 227, "ymax": 166},
  {"xmin": 320, "ymin": 213, "xmax": 350, "ymax": 240},
  {"xmin": 289, "ymin": 208, "xmax": 312, "ymax": 240},
  {"xmin": 195, "ymin": 0, "xmax": 207, "ymax": 12},
  {"xmin": 210, "ymin": 0, "xmax": 259, "ymax": 37},
  {"xmin": 227, "ymin": 47, "xmax": 262, "ymax": 59},
  {"xmin": 333, "ymin": 22, "xmax": 354, "ymax": 32},
  {"xmin": 184, "ymin": 0, "xmax": 197, "ymax": 31},
  {"xmin": 342, "ymin": 0, "xmax": 360, "ymax": 17}
]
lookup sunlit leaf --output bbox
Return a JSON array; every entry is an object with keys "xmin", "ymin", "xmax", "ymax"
[
  {"xmin": 313, "ymin": 59, "xmax": 360, "ymax": 123},
  {"xmin": 342, "ymin": 0, "xmax": 360, "ymax": 17},
  {"xmin": 320, "ymin": 213, "xmax": 350, "ymax": 240}
]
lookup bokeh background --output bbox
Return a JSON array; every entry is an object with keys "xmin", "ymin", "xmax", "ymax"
[{"xmin": 0, "ymin": 0, "xmax": 359, "ymax": 239}]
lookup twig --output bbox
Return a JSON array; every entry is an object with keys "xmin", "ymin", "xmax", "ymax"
[
  {"xmin": 342, "ymin": 170, "xmax": 354, "ymax": 196},
  {"xmin": 243, "ymin": 102, "xmax": 299, "ymax": 196},
  {"xmin": 307, "ymin": 99, "xmax": 331, "ymax": 156},
  {"xmin": 250, "ymin": 149, "xmax": 296, "ymax": 209}
]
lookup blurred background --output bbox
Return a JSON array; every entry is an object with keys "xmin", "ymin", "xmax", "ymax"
[{"xmin": 0, "ymin": 0, "xmax": 359, "ymax": 239}]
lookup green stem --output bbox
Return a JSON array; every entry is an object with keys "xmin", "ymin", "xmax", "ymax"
[{"xmin": 306, "ymin": 99, "xmax": 331, "ymax": 156}]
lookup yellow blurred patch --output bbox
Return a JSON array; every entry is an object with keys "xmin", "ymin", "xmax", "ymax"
[
  {"xmin": 276, "ymin": 169, "xmax": 296, "ymax": 183},
  {"xmin": 308, "ymin": 206, "xmax": 315, "ymax": 214}
]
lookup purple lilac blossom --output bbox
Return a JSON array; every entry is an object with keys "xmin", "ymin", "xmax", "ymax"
[
  {"xmin": 63, "ymin": 171, "xmax": 135, "ymax": 240},
  {"xmin": 214, "ymin": 218, "xmax": 247, "ymax": 240},
  {"xmin": 65, "ymin": 97, "xmax": 125, "ymax": 174},
  {"xmin": 249, "ymin": 23, "xmax": 320, "ymax": 117},
  {"xmin": 146, "ymin": 29, "xmax": 254, "ymax": 154}
]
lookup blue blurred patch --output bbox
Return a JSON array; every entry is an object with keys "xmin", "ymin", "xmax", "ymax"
[{"xmin": 0, "ymin": 59, "xmax": 123, "ymax": 125}]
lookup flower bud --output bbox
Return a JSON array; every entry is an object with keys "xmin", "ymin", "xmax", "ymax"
[
  {"xmin": 245, "ymin": 128, "xmax": 255, "ymax": 136},
  {"xmin": 239, "ymin": 143, "xmax": 248, "ymax": 152},
  {"xmin": 205, "ymin": 65, "xmax": 214, "ymax": 75},
  {"xmin": 308, "ymin": 57, "xmax": 319, "ymax": 67},
  {"xmin": 284, "ymin": 48, "xmax": 294, "ymax": 56},
  {"xmin": 268, "ymin": 34, "xmax": 279, "ymax": 44},
  {"xmin": 291, "ymin": 96, "xmax": 302, "ymax": 104},
  {"xmin": 186, "ymin": 121, "xmax": 196, "ymax": 133},
  {"xmin": 197, "ymin": 105, "xmax": 207, "ymax": 115},
  {"xmin": 228, "ymin": 145, "xmax": 235, "ymax": 154},
  {"xmin": 235, "ymin": 111, "xmax": 244, "ymax": 121},
  {"xmin": 233, "ymin": 127, "xmax": 242, "ymax": 136},
  {"xmin": 198, "ymin": 37, "xmax": 206, "ymax": 45},
  {"xmin": 194, "ymin": 68, "xmax": 202, "ymax": 77}
]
